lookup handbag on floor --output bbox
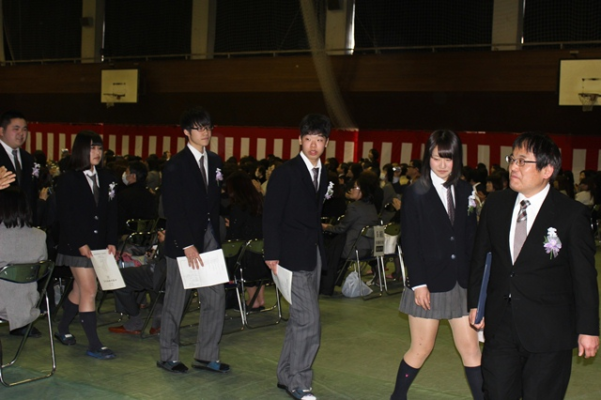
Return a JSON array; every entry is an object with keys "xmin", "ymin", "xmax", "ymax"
[{"xmin": 341, "ymin": 271, "xmax": 372, "ymax": 298}]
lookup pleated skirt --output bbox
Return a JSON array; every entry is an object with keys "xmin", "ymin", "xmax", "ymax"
[{"xmin": 399, "ymin": 282, "xmax": 468, "ymax": 320}]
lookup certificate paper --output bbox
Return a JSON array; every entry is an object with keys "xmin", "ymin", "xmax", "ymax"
[
  {"xmin": 271, "ymin": 264, "xmax": 293, "ymax": 305},
  {"xmin": 176, "ymin": 249, "xmax": 229, "ymax": 289},
  {"xmin": 91, "ymin": 249, "xmax": 126, "ymax": 291}
]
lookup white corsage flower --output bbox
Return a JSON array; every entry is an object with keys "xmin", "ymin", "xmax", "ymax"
[
  {"xmin": 467, "ymin": 190, "xmax": 477, "ymax": 215},
  {"xmin": 108, "ymin": 182, "xmax": 117, "ymax": 200},
  {"xmin": 325, "ymin": 181, "xmax": 334, "ymax": 200},
  {"xmin": 543, "ymin": 227, "xmax": 562, "ymax": 259},
  {"xmin": 32, "ymin": 162, "xmax": 40, "ymax": 178},
  {"xmin": 215, "ymin": 168, "xmax": 223, "ymax": 183}
]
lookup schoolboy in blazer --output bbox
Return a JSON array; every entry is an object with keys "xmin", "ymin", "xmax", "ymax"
[
  {"xmin": 0, "ymin": 110, "xmax": 37, "ymax": 218},
  {"xmin": 469, "ymin": 132, "xmax": 599, "ymax": 400},
  {"xmin": 263, "ymin": 114, "xmax": 330, "ymax": 400},
  {"xmin": 158, "ymin": 107, "xmax": 229, "ymax": 374}
]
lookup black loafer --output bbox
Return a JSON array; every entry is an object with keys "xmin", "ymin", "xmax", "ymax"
[
  {"xmin": 11, "ymin": 326, "xmax": 42, "ymax": 338},
  {"xmin": 157, "ymin": 360, "xmax": 188, "ymax": 374},
  {"xmin": 191, "ymin": 359, "xmax": 231, "ymax": 373},
  {"xmin": 54, "ymin": 332, "xmax": 76, "ymax": 346},
  {"xmin": 277, "ymin": 382, "xmax": 288, "ymax": 391}
]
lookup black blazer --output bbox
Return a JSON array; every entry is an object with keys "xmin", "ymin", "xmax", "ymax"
[
  {"xmin": 0, "ymin": 145, "xmax": 37, "ymax": 216},
  {"xmin": 469, "ymin": 188, "xmax": 599, "ymax": 352},
  {"xmin": 56, "ymin": 169, "xmax": 118, "ymax": 256},
  {"xmin": 263, "ymin": 155, "xmax": 328, "ymax": 272},
  {"xmin": 162, "ymin": 146, "xmax": 223, "ymax": 258},
  {"xmin": 400, "ymin": 178, "xmax": 477, "ymax": 292}
]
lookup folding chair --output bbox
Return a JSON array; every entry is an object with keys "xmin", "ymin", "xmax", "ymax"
[
  {"xmin": 378, "ymin": 222, "xmax": 404, "ymax": 295},
  {"xmin": 336, "ymin": 224, "xmax": 386, "ymax": 300},
  {"xmin": 234, "ymin": 239, "xmax": 283, "ymax": 328},
  {"xmin": 97, "ymin": 230, "xmax": 159, "ymax": 325},
  {"xmin": 0, "ymin": 260, "xmax": 56, "ymax": 387},
  {"xmin": 221, "ymin": 239, "xmax": 247, "ymax": 332}
]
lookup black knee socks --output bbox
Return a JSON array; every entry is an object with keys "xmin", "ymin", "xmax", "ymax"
[
  {"xmin": 391, "ymin": 359, "xmax": 420, "ymax": 400},
  {"xmin": 464, "ymin": 366, "xmax": 484, "ymax": 400},
  {"xmin": 80, "ymin": 311, "xmax": 103, "ymax": 351},
  {"xmin": 58, "ymin": 298, "xmax": 79, "ymax": 335}
]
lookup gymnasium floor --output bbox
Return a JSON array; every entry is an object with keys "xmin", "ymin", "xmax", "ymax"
[{"xmin": 1, "ymin": 261, "xmax": 600, "ymax": 400}]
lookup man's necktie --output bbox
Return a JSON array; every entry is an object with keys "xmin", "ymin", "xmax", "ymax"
[
  {"xmin": 513, "ymin": 199, "xmax": 530, "ymax": 263},
  {"xmin": 312, "ymin": 167, "xmax": 319, "ymax": 192},
  {"xmin": 446, "ymin": 186, "xmax": 455, "ymax": 225},
  {"xmin": 88, "ymin": 174, "xmax": 100, "ymax": 206},
  {"xmin": 12, "ymin": 149, "xmax": 22, "ymax": 184},
  {"xmin": 199, "ymin": 155, "xmax": 208, "ymax": 188}
]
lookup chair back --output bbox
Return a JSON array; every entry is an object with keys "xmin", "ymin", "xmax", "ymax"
[
  {"xmin": 244, "ymin": 239, "xmax": 264, "ymax": 255},
  {"xmin": 0, "ymin": 261, "xmax": 54, "ymax": 284},
  {"xmin": 222, "ymin": 240, "xmax": 247, "ymax": 259},
  {"xmin": 126, "ymin": 218, "xmax": 158, "ymax": 233}
]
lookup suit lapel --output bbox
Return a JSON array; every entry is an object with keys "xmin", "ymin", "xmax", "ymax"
[
  {"xmin": 425, "ymin": 183, "xmax": 452, "ymax": 228},
  {"xmin": 183, "ymin": 147, "xmax": 206, "ymax": 193}
]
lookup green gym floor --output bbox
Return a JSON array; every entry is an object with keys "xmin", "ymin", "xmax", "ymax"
[{"xmin": 1, "ymin": 260, "xmax": 600, "ymax": 400}]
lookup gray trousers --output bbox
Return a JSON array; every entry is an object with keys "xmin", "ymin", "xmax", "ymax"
[
  {"xmin": 277, "ymin": 248, "xmax": 322, "ymax": 390},
  {"xmin": 159, "ymin": 230, "xmax": 225, "ymax": 362}
]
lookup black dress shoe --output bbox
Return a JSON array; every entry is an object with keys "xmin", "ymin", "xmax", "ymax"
[
  {"xmin": 10, "ymin": 326, "xmax": 42, "ymax": 338},
  {"xmin": 277, "ymin": 382, "xmax": 288, "ymax": 391},
  {"xmin": 157, "ymin": 360, "xmax": 188, "ymax": 374}
]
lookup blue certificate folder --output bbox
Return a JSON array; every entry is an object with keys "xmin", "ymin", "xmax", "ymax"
[{"xmin": 474, "ymin": 252, "xmax": 492, "ymax": 324}]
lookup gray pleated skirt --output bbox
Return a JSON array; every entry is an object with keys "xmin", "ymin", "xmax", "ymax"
[
  {"xmin": 56, "ymin": 253, "xmax": 94, "ymax": 268},
  {"xmin": 399, "ymin": 282, "xmax": 468, "ymax": 320}
]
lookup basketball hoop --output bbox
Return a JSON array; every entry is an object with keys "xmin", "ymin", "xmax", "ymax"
[{"xmin": 578, "ymin": 92, "xmax": 599, "ymax": 112}]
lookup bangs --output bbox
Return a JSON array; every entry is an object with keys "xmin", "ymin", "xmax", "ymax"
[{"xmin": 434, "ymin": 139, "xmax": 454, "ymax": 159}]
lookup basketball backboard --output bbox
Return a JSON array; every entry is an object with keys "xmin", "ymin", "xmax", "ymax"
[
  {"xmin": 101, "ymin": 69, "xmax": 139, "ymax": 104},
  {"xmin": 558, "ymin": 59, "xmax": 601, "ymax": 108}
]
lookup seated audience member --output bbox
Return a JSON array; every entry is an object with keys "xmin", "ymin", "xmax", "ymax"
[
  {"xmin": 406, "ymin": 159, "xmax": 422, "ymax": 184},
  {"xmin": 261, "ymin": 158, "xmax": 282, "ymax": 195},
  {"xmin": 326, "ymin": 157, "xmax": 339, "ymax": 175},
  {"xmin": 554, "ymin": 170, "xmax": 575, "ymax": 199},
  {"xmin": 322, "ymin": 172, "xmax": 381, "ymax": 260},
  {"xmin": 485, "ymin": 174, "xmax": 503, "ymax": 194},
  {"xmin": 0, "ymin": 186, "xmax": 47, "ymax": 337},
  {"xmin": 109, "ymin": 230, "xmax": 166, "ymax": 335},
  {"xmin": 225, "ymin": 170, "xmax": 270, "ymax": 310},
  {"xmin": 575, "ymin": 177, "xmax": 595, "ymax": 208},
  {"xmin": 345, "ymin": 162, "xmax": 363, "ymax": 191},
  {"xmin": 117, "ymin": 161, "xmax": 158, "ymax": 235}
]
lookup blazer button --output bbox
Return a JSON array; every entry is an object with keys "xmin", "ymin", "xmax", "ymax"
[
  {"xmin": 93, "ymin": 230, "xmax": 98, "ymax": 234},
  {"xmin": 450, "ymin": 236, "xmax": 455, "ymax": 241},
  {"xmin": 451, "ymin": 254, "xmax": 456, "ymax": 260},
  {"xmin": 510, "ymin": 272, "xmax": 515, "ymax": 278},
  {"xmin": 94, "ymin": 216, "xmax": 99, "ymax": 220}
]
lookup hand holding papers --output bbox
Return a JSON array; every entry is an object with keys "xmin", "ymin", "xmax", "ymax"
[
  {"xmin": 271, "ymin": 264, "xmax": 293, "ymax": 305},
  {"xmin": 91, "ymin": 249, "xmax": 126, "ymax": 291},
  {"xmin": 177, "ymin": 249, "xmax": 229, "ymax": 289}
]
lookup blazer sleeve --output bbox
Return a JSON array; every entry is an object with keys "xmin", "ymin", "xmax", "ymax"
[
  {"xmin": 400, "ymin": 185, "xmax": 427, "ymax": 287},
  {"xmin": 468, "ymin": 198, "xmax": 493, "ymax": 309},
  {"xmin": 569, "ymin": 204, "xmax": 600, "ymax": 336},
  {"xmin": 262, "ymin": 166, "xmax": 289, "ymax": 262},
  {"xmin": 162, "ymin": 156, "xmax": 196, "ymax": 250}
]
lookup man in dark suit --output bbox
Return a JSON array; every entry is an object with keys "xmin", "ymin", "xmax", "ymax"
[
  {"xmin": 469, "ymin": 132, "xmax": 599, "ymax": 399},
  {"xmin": 157, "ymin": 107, "xmax": 229, "ymax": 374},
  {"xmin": 263, "ymin": 114, "xmax": 331, "ymax": 400},
  {"xmin": 0, "ymin": 110, "xmax": 37, "ymax": 218}
]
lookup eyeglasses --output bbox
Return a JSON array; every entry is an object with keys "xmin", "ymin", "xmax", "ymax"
[
  {"xmin": 350, "ymin": 186, "xmax": 361, "ymax": 191},
  {"xmin": 506, "ymin": 155, "xmax": 537, "ymax": 167}
]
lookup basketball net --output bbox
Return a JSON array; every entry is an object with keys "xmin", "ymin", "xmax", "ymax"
[{"xmin": 578, "ymin": 93, "xmax": 599, "ymax": 112}]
